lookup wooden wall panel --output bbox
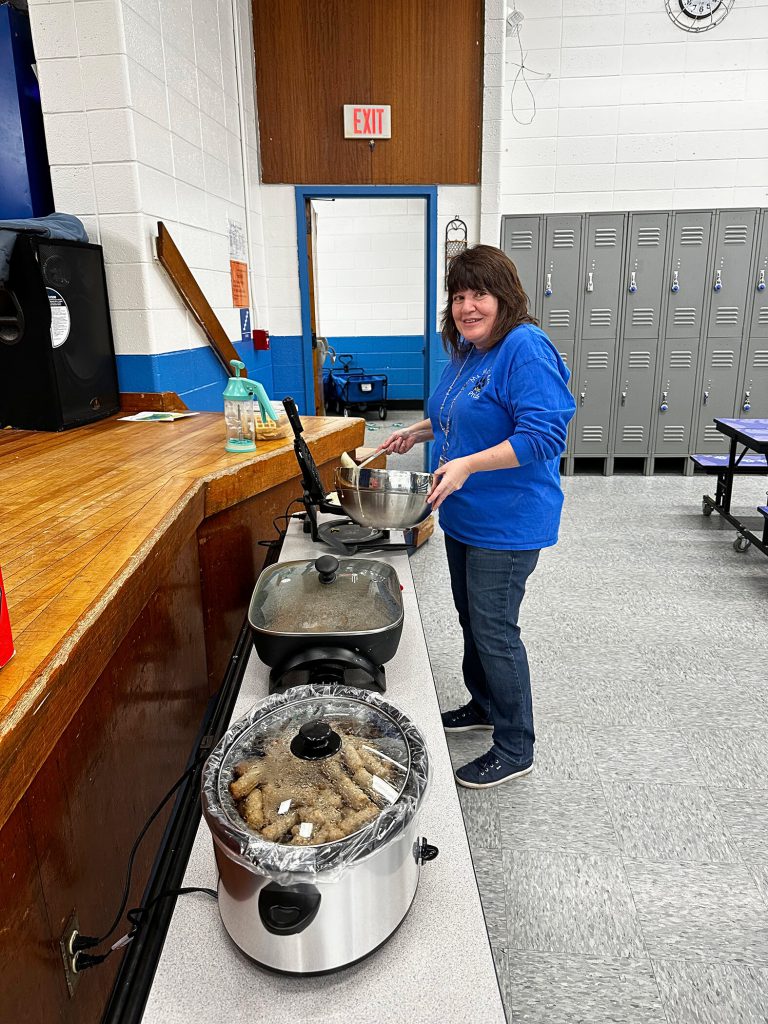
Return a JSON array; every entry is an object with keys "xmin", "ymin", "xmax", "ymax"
[
  {"xmin": 371, "ymin": 0, "xmax": 482, "ymax": 185},
  {"xmin": 0, "ymin": 801, "xmax": 67, "ymax": 1024},
  {"xmin": 0, "ymin": 534, "xmax": 209, "ymax": 1024},
  {"xmin": 252, "ymin": 0, "xmax": 483, "ymax": 185},
  {"xmin": 253, "ymin": 0, "xmax": 372, "ymax": 184}
]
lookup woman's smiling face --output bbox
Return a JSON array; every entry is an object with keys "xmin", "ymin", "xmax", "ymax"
[{"xmin": 451, "ymin": 288, "xmax": 499, "ymax": 350}]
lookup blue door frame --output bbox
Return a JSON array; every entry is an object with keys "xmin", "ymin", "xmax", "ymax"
[{"xmin": 294, "ymin": 185, "xmax": 439, "ymax": 416}]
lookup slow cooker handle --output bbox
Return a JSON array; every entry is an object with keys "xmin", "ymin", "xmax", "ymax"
[
  {"xmin": 258, "ymin": 882, "xmax": 321, "ymax": 936},
  {"xmin": 415, "ymin": 838, "xmax": 439, "ymax": 864}
]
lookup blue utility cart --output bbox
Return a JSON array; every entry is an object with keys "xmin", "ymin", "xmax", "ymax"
[{"xmin": 324, "ymin": 354, "xmax": 389, "ymax": 420}]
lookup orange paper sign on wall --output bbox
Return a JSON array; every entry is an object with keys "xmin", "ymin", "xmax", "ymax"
[
  {"xmin": 0, "ymin": 566, "xmax": 15, "ymax": 670},
  {"xmin": 230, "ymin": 260, "xmax": 249, "ymax": 308}
]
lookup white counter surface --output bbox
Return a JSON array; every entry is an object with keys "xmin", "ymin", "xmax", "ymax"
[{"xmin": 141, "ymin": 520, "xmax": 507, "ymax": 1024}]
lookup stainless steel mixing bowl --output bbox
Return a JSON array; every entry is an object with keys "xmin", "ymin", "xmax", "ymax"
[{"xmin": 334, "ymin": 466, "xmax": 433, "ymax": 530}]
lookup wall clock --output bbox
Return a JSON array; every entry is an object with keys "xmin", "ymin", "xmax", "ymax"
[{"xmin": 665, "ymin": 0, "xmax": 735, "ymax": 32}]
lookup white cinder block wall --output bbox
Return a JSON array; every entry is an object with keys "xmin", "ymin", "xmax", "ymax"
[
  {"xmin": 312, "ymin": 198, "xmax": 425, "ymax": 337},
  {"xmin": 28, "ymin": 0, "xmax": 268, "ymax": 367},
  {"xmin": 499, "ymin": 0, "xmax": 768, "ymax": 215},
  {"xmin": 25, "ymin": 0, "xmax": 768, "ymax": 399}
]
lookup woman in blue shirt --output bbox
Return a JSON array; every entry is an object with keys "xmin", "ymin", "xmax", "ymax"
[{"xmin": 380, "ymin": 245, "xmax": 575, "ymax": 789}]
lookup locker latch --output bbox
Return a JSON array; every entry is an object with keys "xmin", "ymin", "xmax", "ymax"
[
  {"xmin": 671, "ymin": 271, "xmax": 680, "ymax": 294},
  {"xmin": 586, "ymin": 272, "xmax": 594, "ymax": 293},
  {"xmin": 714, "ymin": 270, "xmax": 722, "ymax": 292},
  {"xmin": 544, "ymin": 273, "xmax": 552, "ymax": 297},
  {"xmin": 743, "ymin": 390, "xmax": 751, "ymax": 413},
  {"xmin": 579, "ymin": 382, "xmax": 587, "ymax": 407},
  {"xmin": 660, "ymin": 391, "xmax": 669, "ymax": 414},
  {"xmin": 758, "ymin": 270, "xmax": 766, "ymax": 292},
  {"xmin": 628, "ymin": 272, "xmax": 637, "ymax": 294},
  {"xmin": 621, "ymin": 380, "xmax": 628, "ymax": 406},
  {"xmin": 703, "ymin": 387, "xmax": 710, "ymax": 406}
]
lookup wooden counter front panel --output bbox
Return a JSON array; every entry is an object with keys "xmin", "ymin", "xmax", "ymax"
[
  {"xmin": 198, "ymin": 456, "xmax": 342, "ymax": 691},
  {"xmin": 0, "ymin": 533, "xmax": 208, "ymax": 1024}
]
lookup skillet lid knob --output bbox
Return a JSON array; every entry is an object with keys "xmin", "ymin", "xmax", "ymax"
[
  {"xmin": 290, "ymin": 719, "xmax": 342, "ymax": 760},
  {"xmin": 315, "ymin": 554, "xmax": 339, "ymax": 584}
]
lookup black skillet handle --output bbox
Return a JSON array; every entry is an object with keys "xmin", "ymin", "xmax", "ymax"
[{"xmin": 283, "ymin": 396, "xmax": 304, "ymax": 439}]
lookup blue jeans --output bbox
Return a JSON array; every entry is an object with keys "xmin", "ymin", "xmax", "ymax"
[{"xmin": 444, "ymin": 535, "xmax": 540, "ymax": 767}]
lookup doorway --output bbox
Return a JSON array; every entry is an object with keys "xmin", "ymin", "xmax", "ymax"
[{"xmin": 294, "ymin": 186, "xmax": 438, "ymax": 423}]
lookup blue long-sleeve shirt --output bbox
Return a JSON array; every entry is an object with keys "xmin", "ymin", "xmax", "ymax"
[{"xmin": 427, "ymin": 323, "xmax": 576, "ymax": 550}]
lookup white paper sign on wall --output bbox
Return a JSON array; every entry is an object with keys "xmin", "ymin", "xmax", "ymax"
[{"xmin": 343, "ymin": 105, "xmax": 391, "ymax": 139}]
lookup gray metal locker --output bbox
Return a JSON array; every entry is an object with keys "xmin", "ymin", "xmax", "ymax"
[
  {"xmin": 693, "ymin": 209, "xmax": 759, "ymax": 452},
  {"xmin": 541, "ymin": 214, "xmax": 583, "ymax": 376},
  {"xmin": 739, "ymin": 209, "xmax": 768, "ymax": 419},
  {"xmin": 501, "ymin": 216, "xmax": 542, "ymax": 323},
  {"xmin": 573, "ymin": 213, "xmax": 626, "ymax": 455},
  {"xmin": 614, "ymin": 212, "xmax": 669, "ymax": 456},
  {"xmin": 654, "ymin": 211, "xmax": 713, "ymax": 456}
]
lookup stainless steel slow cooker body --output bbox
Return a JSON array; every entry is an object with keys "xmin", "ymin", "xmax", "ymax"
[{"xmin": 201, "ymin": 684, "xmax": 435, "ymax": 975}]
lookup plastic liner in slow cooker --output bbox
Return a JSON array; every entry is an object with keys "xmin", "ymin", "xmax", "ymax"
[{"xmin": 201, "ymin": 684, "xmax": 430, "ymax": 885}]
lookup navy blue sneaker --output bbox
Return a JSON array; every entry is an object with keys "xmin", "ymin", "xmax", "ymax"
[
  {"xmin": 454, "ymin": 749, "xmax": 533, "ymax": 789},
  {"xmin": 441, "ymin": 702, "xmax": 493, "ymax": 733}
]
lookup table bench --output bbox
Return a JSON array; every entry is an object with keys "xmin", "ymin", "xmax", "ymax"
[{"xmin": 696, "ymin": 418, "xmax": 768, "ymax": 556}]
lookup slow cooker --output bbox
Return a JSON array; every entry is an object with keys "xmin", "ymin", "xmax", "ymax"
[{"xmin": 201, "ymin": 684, "xmax": 437, "ymax": 974}]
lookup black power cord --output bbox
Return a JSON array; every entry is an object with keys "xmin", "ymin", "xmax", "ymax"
[
  {"xmin": 257, "ymin": 497, "xmax": 304, "ymax": 551},
  {"xmin": 71, "ymin": 751, "xmax": 211, "ymax": 963}
]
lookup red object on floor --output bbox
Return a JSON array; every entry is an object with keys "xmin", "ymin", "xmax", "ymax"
[{"xmin": 0, "ymin": 566, "xmax": 15, "ymax": 669}]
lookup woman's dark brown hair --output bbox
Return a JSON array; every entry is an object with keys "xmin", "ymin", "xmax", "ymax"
[{"xmin": 441, "ymin": 244, "xmax": 538, "ymax": 356}]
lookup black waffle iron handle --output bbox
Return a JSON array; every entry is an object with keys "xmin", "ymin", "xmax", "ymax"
[{"xmin": 283, "ymin": 396, "xmax": 337, "ymax": 511}]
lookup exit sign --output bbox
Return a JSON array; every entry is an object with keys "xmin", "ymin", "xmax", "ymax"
[{"xmin": 343, "ymin": 104, "xmax": 391, "ymax": 139}]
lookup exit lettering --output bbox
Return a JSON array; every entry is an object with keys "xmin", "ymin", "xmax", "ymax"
[{"xmin": 343, "ymin": 104, "xmax": 391, "ymax": 139}]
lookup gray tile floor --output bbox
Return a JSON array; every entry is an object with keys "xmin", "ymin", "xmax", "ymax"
[{"xmin": 364, "ymin": 412, "xmax": 768, "ymax": 1024}]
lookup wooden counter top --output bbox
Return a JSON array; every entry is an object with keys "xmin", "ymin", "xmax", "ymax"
[{"xmin": 0, "ymin": 413, "xmax": 363, "ymax": 832}]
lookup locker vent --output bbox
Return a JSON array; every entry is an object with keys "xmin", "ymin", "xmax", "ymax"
[
  {"xmin": 724, "ymin": 224, "xmax": 749, "ymax": 245},
  {"xmin": 509, "ymin": 230, "xmax": 533, "ymax": 249},
  {"xmin": 757, "ymin": 307, "xmax": 768, "ymax": 325},
  {"xmin": 587, "ymin": 351, "xmax": 610, "ymax": 370},
  {"xmin": 581, "ymin": 426, "xmax": 603, "ymax": 443},
  {"xmin": 559, "ymin": 351, "xmax": 569, "ymax": 365},
  {"xmin": 631, "ymin": 307, "xmax": 655, "ymax": 327},
  {"xmin": 622, "ymin": 426, "xmax": 645, "ymax": 443},
  {"xmin": 715, "ymin": 306, "xmax": 740, "ymax": 326},
  {"xmin": 548, "ymin": 309, "xmax": 571, "ymax": 328},
  {"xmin": 753, "ymin": 350, "xmax": 768, "ymax": 368},
  {"xmin": 669, "ymin": 350, "xmax": 693, "ymax": 368},
  {"xmin": 628, "ymin": 351, "xmax": 652, "ymax": 369},
  {"xmin": 680, "ymin": 226, "xmax": 704, "ymax": 245},
  {"xmin": 553, "ymin": 230, "xmax": 575, "ymax": 248},
  {"xmin": 637, "ymin": 228, "xmax": 661, "ymax": 246},
  {"xmin": 594, "ymin": 228, "xmax": 617, "ymax": 247},
  {"xmin": 673, "ymin": 307, "xmax": 697, "ymax": 326},
  {"xmin": 704, "ymin": 425, "xmax": 725, "ymax": 442},
  {"xmin": 711, "ymin": 349, "xmax": 735, "ymax": 367},
  {"xmin": 589, "ymin": 308, "xmax": 612, "ymax": 328},
  {"xmin": 663, "ymin": 425, "xmax": 686, "ymax": 443}
]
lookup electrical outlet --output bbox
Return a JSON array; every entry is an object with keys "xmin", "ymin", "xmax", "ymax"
[{"xmin": 59, "ymin": 911, "xmax": 81, "ymax": 997}]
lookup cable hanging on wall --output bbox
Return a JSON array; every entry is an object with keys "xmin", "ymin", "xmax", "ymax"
[
  {"xmin": 444, "ymin": 216, "xmax": 468, "ymax": 288},
  {"xmin": 507, "ymin": 3, "xmax": 551, "ymax": 126}
]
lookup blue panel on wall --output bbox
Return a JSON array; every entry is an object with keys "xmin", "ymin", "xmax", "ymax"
[
  {"xmin": 0, "ymin": 6, "xmax": 53, "ymax": 218},
  {"xmin": 115, "ymin": 340, "xmax": 276, "ymax": 412}
]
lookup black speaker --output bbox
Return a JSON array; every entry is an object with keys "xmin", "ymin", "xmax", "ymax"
[{"xmin": 0, "ymin": 235, "xmax": 120, "ymax": 431}]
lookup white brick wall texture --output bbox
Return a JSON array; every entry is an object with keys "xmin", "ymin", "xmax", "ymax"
[
  {"xmin": 28, "ymin": 0, "xmax": 268, "ymax": 358},
  {"xmin": 27, "ymin": 0, "xmax": 768, "ymax": 360},
  {"xmin": 502, "ymin": 1, "xmax": 768, "ymax": 215}
]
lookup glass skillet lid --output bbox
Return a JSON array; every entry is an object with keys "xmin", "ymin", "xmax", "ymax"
[
  {"xmin": 248, "ymin": 556, "xmax": 403, "ymax": 636},
  {"xmin": 219, "ymin": 692, "xmax": 410, "ymax": 847}
]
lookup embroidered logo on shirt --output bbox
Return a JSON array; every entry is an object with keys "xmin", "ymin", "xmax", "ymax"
[{"xmin": 468, "ymin": 370, "xmax": 491, "ymax": 400}]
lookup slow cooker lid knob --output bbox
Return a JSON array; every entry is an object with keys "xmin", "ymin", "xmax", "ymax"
[
  {"xmin": 290, "ymin": 719, "xmax": 343, "ymax": 760},
  {"xmin": 314, "ymin": 554, "xmax": 339, "ymax": 584}
]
